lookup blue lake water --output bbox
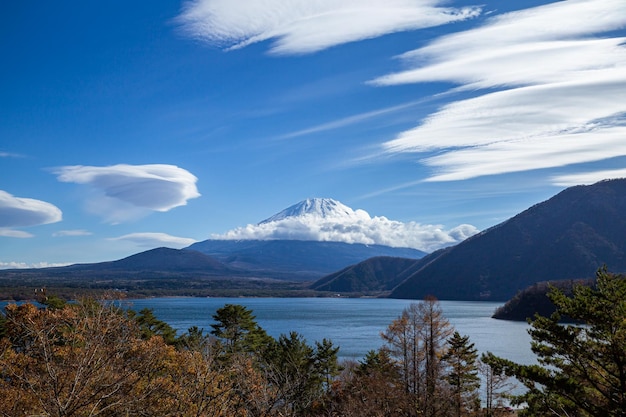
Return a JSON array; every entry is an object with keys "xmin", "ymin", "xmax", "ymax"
[{"xmin": 121, "ymin": 297, "xmax": 535, "ymax": 364}]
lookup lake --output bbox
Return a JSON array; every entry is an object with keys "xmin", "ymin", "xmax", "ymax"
[{"xmin": 122, "ymin": 297, "xmax": 535, "ymax": 364}]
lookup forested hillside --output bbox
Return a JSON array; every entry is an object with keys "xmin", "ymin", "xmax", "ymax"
[{"xmin": 390, "ymin": 179, "xmax": 626, "ymax": 300}]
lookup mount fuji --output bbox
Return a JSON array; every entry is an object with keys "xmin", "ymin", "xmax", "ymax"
[
  {"xmin": 186, "ymin": 198, "xmax": 427, "ymax": 280},
  {"xmin": 0, "ymin": 199, "xmax": 428, "ymax": 298},
  {"xmin": 209, "ymin": 197, "xmax": 477, "ymax": 251},
  {"xmin": 260, "ymin": 198, "xmax": 364, "ymax": 223}
]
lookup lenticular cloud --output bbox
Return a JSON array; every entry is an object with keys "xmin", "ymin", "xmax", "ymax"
[
  {"xmin": 0, "ymin": 190, "xmax": 62, "ymax": 229},
  {"xmin": 54, "ymin": 164, "xmax": 200, "ymax": 222},
  {"xmin": 177, "ymin": 0, "xmax": 481, "ymax": 55},
  {"xmin": 111, "ymin": 232, "xmax": 197, "ymax": 248}
]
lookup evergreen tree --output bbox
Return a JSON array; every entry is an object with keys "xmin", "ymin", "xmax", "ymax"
[
  {"xmin": 210, "ymin": 304, "xmax": 272, "ymax": 355},
  {"xmin": 177, "ymin": 325, "xmax": 210, "ymax": 351},
  {"xmin": 487, "ymin": 268, "xmax": 626, "ymax": 416},
  {"xmin": 314, "ymin": 338, "xmax": 341, "ymax": 391},
  {"xmin": 131, "ymin": 307, "xmax": 178, "ymax": 344},
  {"xmin": 357, "ymin": 348, "xmax": 400, "ymax": 379},
  {"xmin": 443, "ymin": 332, "xmax": 480, "ymax": 417},
  {"xmin": 332, "ymin": 349, "xmax": 408, "ymax": 417},
  {"xmin": 263, "ymin": 331, "xmax": 324, "ymax": 415}
]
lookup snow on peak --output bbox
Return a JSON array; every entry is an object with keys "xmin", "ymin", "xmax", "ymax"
[
  {"xmin": 211, "ymin": 197, "xmax": 480, "ymax": 252},
  {"xmin": 260, "ymin": 198, "xmax": 364, "ymax": 224}
]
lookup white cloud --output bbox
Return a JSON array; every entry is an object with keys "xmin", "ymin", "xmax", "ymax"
[
  {"xmin": 0, "ymin": 261, "xmax": 71, "ymax": 270},
  {"xmin": 54, "ymin": 164, "xmax": 200, "ymax": 223},
  {"xmin": 0, "ymin": 190, "xmax": 62, "ymax": 229},
  {"xmin": 0, "ymin": 229, "xmax": 34, "ymax": 238},
  {"xmin": 372, "ymin": 0, "xmax": 626, "ymax": 181},
  {"xmin": 551, "ymin": 171, "xmax": 626, "ymax": 187},
  {"xmin": 52, "ymin": 229, "xmax": 93, "ymax": 237},
  {"xmin": 0, "ymin": 151, "xmax": 24, "ymax": 158},
  {"xmin": 110, "ymin": 232, "xmax": 197, "ymax": 249},
  {"xmin": 177, "ymin": 0, "xmax": 481, "ymax": 55},
  {"xmin": 279, "ymin": 99, "xmax": 428, "ymax": 139},
  {"xmin": 213, "ymin": 210, "xmax": 478, "ymax": 252}
]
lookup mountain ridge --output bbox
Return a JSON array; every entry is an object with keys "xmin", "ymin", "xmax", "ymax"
[
  {"xmin": 388, "ymin": 179, "xmax": 626, "ymax": 300},
  {"xmin": 186, "ymin": 239, "xmax": 426, "ymax": 280}
]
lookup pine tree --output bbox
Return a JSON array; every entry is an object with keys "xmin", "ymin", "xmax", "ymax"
[
  {"xmin": 131, "ymin": 307, "xmax": 178, "ymax": 344},
  {"xmin": 210, "ymin": 304, "xmax": 272, "ymax": 355},
  {"xmin": 314, "ymin": 338, "xmax": 341, "ymax": 391},
  {"xmin": 487, "ymin": 268, "xmax": 626, "ymax": 416},
  {"xmin": 443, "ymin": 332, "xmax": 480, "ymax": 417}
]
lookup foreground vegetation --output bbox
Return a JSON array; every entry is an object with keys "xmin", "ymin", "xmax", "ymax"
[{"xmin": 1, "ymin": 268, "xmax": 625, "ymax": 416}]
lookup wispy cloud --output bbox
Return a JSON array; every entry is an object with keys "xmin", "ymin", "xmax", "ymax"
[
  {"xmin": 372, "ymin": 0, "xmax": 626, "ymax": 181},
  {"xmin": 52, "ymin": 229, "xmax": 93, "ymax": 237},
  {"xmin": 0, "ymin": 190, "xmax": 62, "ymax": 229},
  {"xmin": 110, "ymin": 232, "xmax": 197, "ymax": 249},
  {"xmin": 212, "ymin": 205, "xmax": 478, "ymax": 252},
  {"xmin": 177, "ymin": 0, "xmax": 481, "ymax": 55},
  {"xmin": 551, "ymin": 170, "xmax": 626, "ymax": 187},
  {"xmin": 53, "ymin": 164, "xmax": 200, "ymax": 223},
  {"xmin": 0, "ymin": 229, "xmax": 34, "ymax": 238},
  {"xmin": 0, "ymin": 151, "xmax": 24, "ymax": 158},
  {"xmin": 279, "ymin": 99, "xmax": 429, "ymax": 140}
]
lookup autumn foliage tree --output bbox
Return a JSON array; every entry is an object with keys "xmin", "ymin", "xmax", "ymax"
[
  {"xmin": 329, "ymin": 349, "xmax": 409, "ymax": 417},
  {"xmin": 1, "ymin": 296, "xmax": 498, "ymax": 417},
  {"xmin": 380, "ymin": 297, "xmax": 455, "ymax": 416},
  {"xmin": 0, "ymin": 300, "xmax": 181, "ymax": 416}
]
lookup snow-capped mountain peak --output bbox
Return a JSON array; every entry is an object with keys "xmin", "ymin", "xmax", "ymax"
[
  {"xmin": 212, "ymin": 197, "xmax": 479, "ymax": 252},
  {"xmin": 259, "ymin": 198, "xmax": 361, "ymax": 224}
]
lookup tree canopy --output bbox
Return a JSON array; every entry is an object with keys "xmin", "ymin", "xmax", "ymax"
[{"xmin": 485, "ymin": 267, "xmax": 626, "ymax": 417}]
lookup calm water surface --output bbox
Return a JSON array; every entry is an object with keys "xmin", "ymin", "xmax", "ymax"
[{"xmin": 123, "ymin": 297, "xmax": 534, "ymax": 364}]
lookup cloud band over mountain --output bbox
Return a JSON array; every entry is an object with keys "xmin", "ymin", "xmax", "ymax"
[{"xmin": 212, "ymin": 199, "xmax": 478, "ymax": 252}]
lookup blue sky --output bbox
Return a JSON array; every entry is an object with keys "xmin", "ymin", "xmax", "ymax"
[{"xmin": 2, "ymin": 0, "xmax": 626, "ymax": 267}]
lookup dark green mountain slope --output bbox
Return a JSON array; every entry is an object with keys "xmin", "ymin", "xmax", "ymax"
[
  {"xmin": 310, "ymin": 256, "xmax": 420, "ymax": 293},
  {"xmin": 491, "ymin": 278, "xmax": 594, "ymax": 321},
  {"xmin": 390, "ymin": 179, "xmax": 626, "ymax": 300}
]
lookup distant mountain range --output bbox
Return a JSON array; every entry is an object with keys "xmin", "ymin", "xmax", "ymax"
[
  {"xmin": 0, "ymin": 199, "xmax": 426, "ymax": 296},
  {"xmin": 323, "ymin": 179, "xmax": 626, "ymax": 300},
  {"xmin": 3, "ymin": 182, "xmax": 626, "ymax": 302},
  {"xmin": 187, "ymin": 239, "xmax": 425, "ymax": 280}
]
